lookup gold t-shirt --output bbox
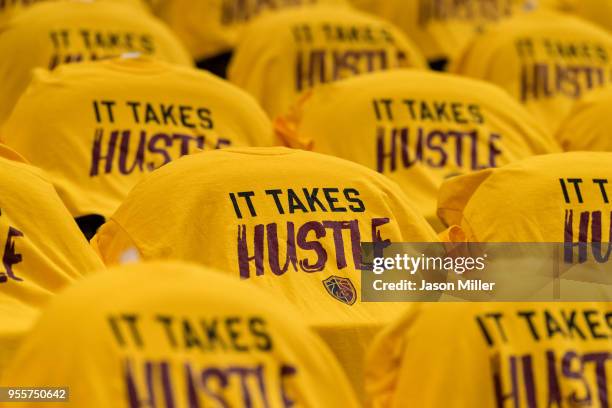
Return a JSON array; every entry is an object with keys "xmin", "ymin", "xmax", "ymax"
[
  {"xmin": 153, "ymin": 0, "xmax": 348, "ymax": 60},
  {"xmin": 438, "ymin": 152, "xmax": 612, "ymax": 243},
  {"xmin": 2, "ymin": 57, "xmax": 272, "ymax": 220},
  {"xmin": 349, "ymin": 0, "xmax": 537, "ymax": 67},
  {"xmin": 91, "ymin": 147, "xmax": 440, "ymax": 398},
  {"xmin": 277, "ymin": 69, "xmax": 559, "ymax": 229},
  {"xmin": 0, "ymin": 0, "xmax": 150, "ymax": 26},
  {"xmin": 228, "ymin": 5, "xmax": 427, "ymax": 118},
  {"xmin": 556, "ymin": 85, "xmax": 612, "ymax": 152},
  {"xmin": 366, "ymin": 302, "xmax": 612, "ymax": 408},
  {"xmin": 542, "ymin": 0, "xmax": 612, "ymax": 35},
  {"xmin": 0, "ymin": 144, "xmax": 104, "ymax": 374},
  {"xmin": 1, "ymin": 261, "xmax": 359, "ymax": 407},
  {"xmin": 0, "ymin": 0, "xmax": 192, "ymax": 125},
  {"xmin": 452, "ymin": 10, "xmax": 612, "ymax": 134}
]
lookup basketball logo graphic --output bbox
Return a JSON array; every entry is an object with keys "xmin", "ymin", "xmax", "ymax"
[{"xmin": 322, "ymin": 276, "xmax": 357, "ymax": 305}]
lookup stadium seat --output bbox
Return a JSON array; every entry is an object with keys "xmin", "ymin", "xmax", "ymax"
[
  {"xmin": 1, "ymin": 56, "xmax": 273, "ymax": 238},
  {"xmin": 276, "ymin": 69, "xmax": 559, "ymax": 230},
  {"xmin": 452, "ymin": 9, "xmax": 612, "ymax": 134},
  {"xmin": 91, "ymin": 146, "xmax": 440, "ymax": 398},
  {"xmin": 0, "ymin": 0, "xmax": 192, "ymax": 125},
  {"xmin": 0, "ymin": 143, "xmax": 103, "ymax": 375},
  {"xmin": 1, "ymin": 261, "xmax": 359, "ymax": 407},
  {"xmin": 228, "ymin": 4, "xmax": 427, "ymax": 118}
]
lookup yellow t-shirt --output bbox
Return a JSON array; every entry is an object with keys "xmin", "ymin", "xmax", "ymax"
[
  {"xmin": 556, "ymin": 85, "xmax": 612, "ymax": 152},
  {"xmin": 438, "ymin": 152, "xmax": 612, "ymax": 243},
  {"xmin": 92, "ymin": 147, "xmax": 439, "ymax": 398},
  {"xmin": 452, "ymin": 10, "xmax": 612, "ymax": 134},
  {"xmin": 276, "ymin": 70, "xmax": 559, "ymax": 230},
  {"xmin": 349, "ymin": 0, "xmax": 537, "ymax": 68},
  {"xmin": 0, "ymin": 144, "xmax": 104, "ymax": 374},
  {"xmin": 366, "ymin": 302, "xmax": 612, "ymax": 408},
  {"xmin": 153, "ymin": 0, "xmax": 348, "ymax": 61},
  {"xmin": 0, "ymin": 0, "xmax": 192, "ymax": 125},
  {"xmin": 228, "ymin": 5, "xmax": 427, "ymax": 119},
  {"xmin": 0, "ymin": 0, "xmax": 150, "ymax": 26},
  {"xmin": 0, "ymin": 261, "xmax": 359, "ymax": 408},
  {"xmin": 542, "ymin": 0, "xmax": 612, "ymax": 35},
  {"xmin": 2, "ymin": 57, "xmax": 273, "ymax": 220}
]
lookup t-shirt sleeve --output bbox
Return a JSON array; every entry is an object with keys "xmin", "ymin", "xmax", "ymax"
[
  {"xmin": 90, "ymin": 219, "xmax": 142, "ymax": 266},
  {"xmin": 274, "ymin": 90, "xmax": 315, "ymax": 149},
  {"xmin": 437, "ymin": 169, "xmax": 495, "ymax": 229}
]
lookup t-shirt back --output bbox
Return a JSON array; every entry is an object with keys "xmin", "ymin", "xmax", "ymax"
[
  {"xmin": 0, "ymin": 0, "xmax": 192, "ymax": 125},
  {"xmin": 228, "ymin": 5, "xmax": 427, "ymax": 118},
  {"xmin": 276, "ymin": 70, "xmax": 559, "ymax": 229},
  {"xmin": 451, "ymin": 10, "xmax": 612, "ymax": 134},
  {"xmin": 2, "ymin": 57, "xmax": 273, "ymax": 220}
]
